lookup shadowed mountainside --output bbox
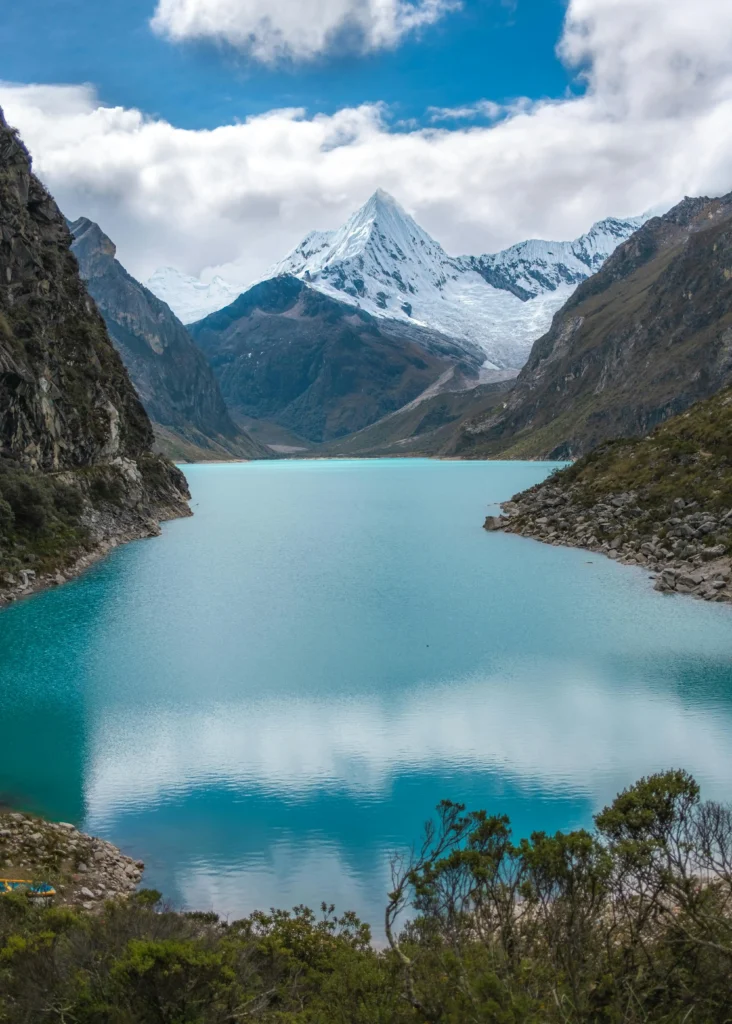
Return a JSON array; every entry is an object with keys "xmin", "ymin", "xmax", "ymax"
[
  {"xmin": 189, "ymin": 275, "xmax": 483, "ymax": 443},
  {"xmin": 452, "ymin": 192, "xmax": 732, "ymax": 459},
  {"xmin": 0, "ymin": 108, "xmax": 190, "ymax": 602},
  {"xmin": 70, "ymin": 218, "xmax": 268, "ymax": 462}
]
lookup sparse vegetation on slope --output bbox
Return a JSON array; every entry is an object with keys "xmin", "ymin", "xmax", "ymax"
[
  {"xmin": 489, "ymin": 385, "xmax": 732, "ymax": 603},
  {"xmin": 456, "ymin": 192, "xmax": 732, "ymax": 459}
]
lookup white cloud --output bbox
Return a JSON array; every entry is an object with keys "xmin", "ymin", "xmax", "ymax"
[
  {"xmin": 1, "ymin": 0, "xmax": 731, "ymax": 285},
  {"xmin": 150, "ymin": 0, "xmax": 461, "ymax": 63},
  {"xmin": 427, "ymin": 99, "xmax": 504, "ymax": 122}
]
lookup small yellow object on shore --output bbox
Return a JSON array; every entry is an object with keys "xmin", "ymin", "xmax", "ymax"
[{"xmin": 0, "ymin": 878, "xmax": 56, "ymax": 898}]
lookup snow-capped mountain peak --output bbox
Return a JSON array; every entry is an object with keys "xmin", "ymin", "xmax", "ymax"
[
  {"xmin": 266, "ymin": 191, "xmax": 646, "ymax": 368},
  {"xmin": 146, "ymin": 191, "xmax": 646, "ymax": 368},
  {"xmin": 273, "ymin": 189, "xmax": 453, "ymax": 311},
  {"xmin": 467, "ymin": 215, "xmax": 647, "ymax": 302},
  {"xmin": 145, "ymin": 266, "xmax": 241, "ymax": 324}
]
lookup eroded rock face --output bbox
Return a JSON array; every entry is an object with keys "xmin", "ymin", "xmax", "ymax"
[
  {"xmin": 0, "ymin": 124, "xmax": 155, "ymax": 472},
  {"xmin": 0, "ymin": 107, "xmax": 190, "ymax": 601},
  {"xmin": 70, "ymin": 217, "xmax": 269, "ymax": 461}
]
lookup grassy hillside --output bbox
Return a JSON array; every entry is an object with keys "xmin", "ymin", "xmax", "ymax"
[
  {"xmin": 559, "ymin": 383, "xmax": 732, "ymax": 517},
  {"xmin": 491, "ymin": 385, "xmax": 732, "ymax": 604}
]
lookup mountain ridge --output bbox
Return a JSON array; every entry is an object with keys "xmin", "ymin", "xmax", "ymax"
[
  {"xmin": 188, "ymin": 274, "xmax": 484, "ymax": 443},
  {"xmin": 150, "ymin": 192, "xmax": 645, "ymax": 371},
  {"xmin": 451, "ymin": 191, "xmax": 732, "ymax": 459},
  {"xmin": 70, "ymin": 218, "xmax": 268, "ymax": 462}
]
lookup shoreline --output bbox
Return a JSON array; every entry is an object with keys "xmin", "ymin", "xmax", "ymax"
[
  {"xmin": 0, "ymin": 503, "xmax": 191, "ymax": 610},
  {"xmin": 0, "ymin": 810, "xmax": 144, "ymax": 910},
  {"xmin": 486, "ymin": 488, "xmax": 732, "ymax": 606}
]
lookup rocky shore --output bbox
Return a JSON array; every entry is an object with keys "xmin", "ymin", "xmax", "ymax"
[
  {"xmin": 486, "ymin": 484, "xmax": 732, "ymax": 604},
  {"xmin": 0, "ymin": 811, "xmax": 144, "ymax": 910},
  {"xmin": 0, "ymin": 461, "xmax": 191, "ymax": 608}
]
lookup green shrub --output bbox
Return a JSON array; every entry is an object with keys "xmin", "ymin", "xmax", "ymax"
[
  {"xmin": 0, "ymin": 773, "xmax": 730, "ymax": 1023},
  {"xmin": 1, "ymin": 475, "xmax": 51, "ymax": 530},
  {"xmin": 0, "ymin": 496, "xmax": 14, "ymax": 534}
]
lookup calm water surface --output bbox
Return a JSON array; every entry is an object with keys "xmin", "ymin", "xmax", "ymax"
[{"xmin": 2, "ymin": 459, "xmax": 732, "ymax": 928}]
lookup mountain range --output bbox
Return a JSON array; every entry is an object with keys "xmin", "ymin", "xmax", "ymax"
[
  {"xmin": 149, "ymin": 191, "xmax": 644, "ymax": 371},
  {"xmin": 54, "ymin": 185, "xmax": 732, "ymax": 464},
  {"xmin": 146, "ymin": 190, "xmax": 646, "ymax": 448},
  {"xmin": 452, "ymin": 191, "xmax": 732, "ymax": 459},
  {"xmin": 3, "ymin": 99, "xmax": 732, "ymax": 613}
]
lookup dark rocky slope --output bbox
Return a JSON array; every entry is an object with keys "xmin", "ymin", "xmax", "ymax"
[
  {"xmin": 455, "ymin": 193, "xmax": 732, "ymax": 459},
  {"xmin": 486, "ymin": 385, "xmax": 732, "ymax": 604},
  {"xmin": 189, "ymin": 275, "xmax": 483, "ymax": 443},
  {"xmin": 70, "ymin": 218, "xmax": 268, "ymax": 462},
  {"xmin": 0, "ymin": 108, "xmax": 190, "ymax": 603}
]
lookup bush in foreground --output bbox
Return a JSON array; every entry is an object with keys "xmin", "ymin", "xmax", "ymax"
[{"xmin": 1, "ymin": 770, "xmax": 731, "ymax": 1022}]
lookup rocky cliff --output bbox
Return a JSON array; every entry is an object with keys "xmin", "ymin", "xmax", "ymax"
[
  {"xmin": 486, "ymin": 385, "xmax": 732, "ymax": 604},
  {"xmin": 0, "ymin": 108, "xmax": 190, "ymax": 603},
  {"xmin": 189, "ymin": 275, "xmax": 482, "ymax": 443},
  {"xmin": 455, "ymin": 193, "xmax": 732, "ymax": 459},
  {"xmin": 70, "ymin": 218, "xmax": 269, "ymax": 462}
]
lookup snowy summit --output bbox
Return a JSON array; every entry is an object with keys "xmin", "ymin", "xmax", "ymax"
[
  {"xmin": 148, "ymin": 191, "xmax": 645, "ymax": 368},
  {"xmin": 268, "ymin": 190, "xmax": 645, "ymax": 369}
]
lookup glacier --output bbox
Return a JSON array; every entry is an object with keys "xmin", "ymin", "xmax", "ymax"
[
  {"xmin": 148, "ymin": 190, "xmax": 645, "ymax": 369},
  {"xmin": 146, "ymin": 267, "xmax": 241, "ymax": 325}
]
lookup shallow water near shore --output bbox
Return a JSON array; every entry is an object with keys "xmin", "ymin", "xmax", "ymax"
[{"xmin": 2, "ymin": 459, "xmax": 732, "ymax": 930}]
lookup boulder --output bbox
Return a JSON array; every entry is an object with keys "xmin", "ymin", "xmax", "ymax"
[{"xmin": 483, "ymin": 515, "xmax": 506, "ymax": 532}]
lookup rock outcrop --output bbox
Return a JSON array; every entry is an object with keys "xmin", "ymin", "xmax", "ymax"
[
  {"xmin": 457, "ymin": 192, "xmax": 732, "ymax": 459},
  {"xmin": 0, "ymin": 811, "xmax": 144, "ymax": 910},
  {"xmin": 0, "ymin": 107, "xmax": 190, "ymax": 603},
  {"xmin": 486, "ymin": 386, "xmax": 732, "ymax": 604},
  {"xmin": 70, "ymin": 217, "xmax": 269, "ymax": 462}
]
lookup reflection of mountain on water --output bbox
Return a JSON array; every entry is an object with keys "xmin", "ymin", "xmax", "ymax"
[{"xmin": 3, "ymin": 460, "xmax": 732, "ymax": 928}]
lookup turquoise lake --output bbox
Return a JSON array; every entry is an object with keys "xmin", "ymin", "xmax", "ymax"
[{"xmin": 2, "ymin": 459, "xmax": 732, "ymax": 929}]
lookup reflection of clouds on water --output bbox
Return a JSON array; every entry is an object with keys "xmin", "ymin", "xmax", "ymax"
[
  {"xmin": 85, "ymin": 658, "xmax": 732, "ymax": 827},
  {"xmin": 181, "ymin": 841, "xmax": 389, "ymax": 927}
]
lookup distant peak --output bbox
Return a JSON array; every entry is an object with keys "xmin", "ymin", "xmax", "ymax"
[
  {"xmin": 356, "ymin": 188, "xmax": 409, "ymax": 220},
  {"xmin": 69, "ymin": 216, "xmax": 116, "ymax": 260},
  {"xmin": 371, "ymin": 187, "xmax": 397, "ymax": 204}
]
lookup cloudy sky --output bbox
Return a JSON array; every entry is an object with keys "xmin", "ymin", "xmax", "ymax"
[{"xmin": 1, "ymin": 0, "xmax": 732, "ymax": 286}]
